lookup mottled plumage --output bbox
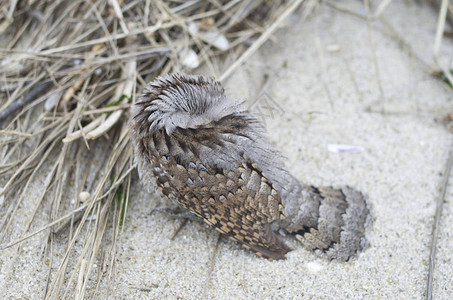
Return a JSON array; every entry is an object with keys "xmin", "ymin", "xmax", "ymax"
[{"xmin": 129, "ymin": 73, "xmax": 371, "ymax": 261}]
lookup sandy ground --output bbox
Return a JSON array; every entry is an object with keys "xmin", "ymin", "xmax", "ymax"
[{"xmin": 1, "ymin": 1, "xmax": 453, "ymax": 299}]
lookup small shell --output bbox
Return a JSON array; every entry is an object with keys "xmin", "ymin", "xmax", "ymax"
[
  {"xmin": 79, "ymin": 191, "xmax": 91, "ymax": 202},
  {"xmin": 178, "ymin": 47, "xmax": 199, "ymax": 69},
  {"xmin": 328, "ymin": 144, "xmax": 365, "ymax": 153},
  {"xmin": 305, "ymin": 261, "xmax": 323, "ymax": 273},
  {"xmin": 188, "ymin": 22, "xmax": 229, "ymax": 51},
  {"xmin": 326, "ymin": 44, "xmax": 340, "ymax": 52}
]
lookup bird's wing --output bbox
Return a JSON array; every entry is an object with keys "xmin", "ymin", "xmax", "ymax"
[{"xmin": 149, "ymin": 128, "xmax": 291, "ymax": 260}]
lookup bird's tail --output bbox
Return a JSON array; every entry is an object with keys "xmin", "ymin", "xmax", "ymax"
[{"xmin": 281, "ymin": 185, "xmax": 371, "ymax": 261}]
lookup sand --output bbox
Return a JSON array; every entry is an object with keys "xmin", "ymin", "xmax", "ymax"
[{"xmin": 1, "ymin": 1, "xmax": 452, "ymax": 299}]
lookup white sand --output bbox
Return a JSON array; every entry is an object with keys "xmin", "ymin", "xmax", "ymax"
[
  {"xmin": 1, "ymin": 1, "xmax": 453, "ymax": 299},
  {"xmin": 433, "ymin": 168, "xmax": 453, "ymax": 296}
]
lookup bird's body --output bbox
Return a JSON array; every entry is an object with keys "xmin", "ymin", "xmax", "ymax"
[{"xmin": 129, "ymin": 73, "xmax": 370, "ymax": 261}]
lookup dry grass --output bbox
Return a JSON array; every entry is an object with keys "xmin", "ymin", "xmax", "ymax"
[
  {"xmin": 0, "ymin": 0, "xmax": 451, "ymax": 299},
  {"xmin": 0, "ymin": 0, "xmax": 309, "ymax": 298}
]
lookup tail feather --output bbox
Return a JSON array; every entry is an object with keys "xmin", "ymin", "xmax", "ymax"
[{"xmin": 286, "ymin": 185, "xmax": 371, "ymax": 261}]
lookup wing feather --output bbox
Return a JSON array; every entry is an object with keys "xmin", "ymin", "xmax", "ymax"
[{"xmin": 149, "ymin": 127, "xmax": 291, "ymax": 260}]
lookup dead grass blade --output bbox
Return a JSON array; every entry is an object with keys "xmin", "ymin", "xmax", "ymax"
[{"xmin": 0, "ymin": 0, "xmax": 302, "ymax": 297}]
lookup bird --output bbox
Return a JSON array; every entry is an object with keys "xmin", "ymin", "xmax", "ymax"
[{"xmin": 129, "ymin": 73, "xmax": 371, "ymax": 261}]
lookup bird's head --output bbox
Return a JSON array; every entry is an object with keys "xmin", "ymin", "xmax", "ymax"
[{"xmin": 131, "ymin": 73, "xmax": 244, "ymax": 135}]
